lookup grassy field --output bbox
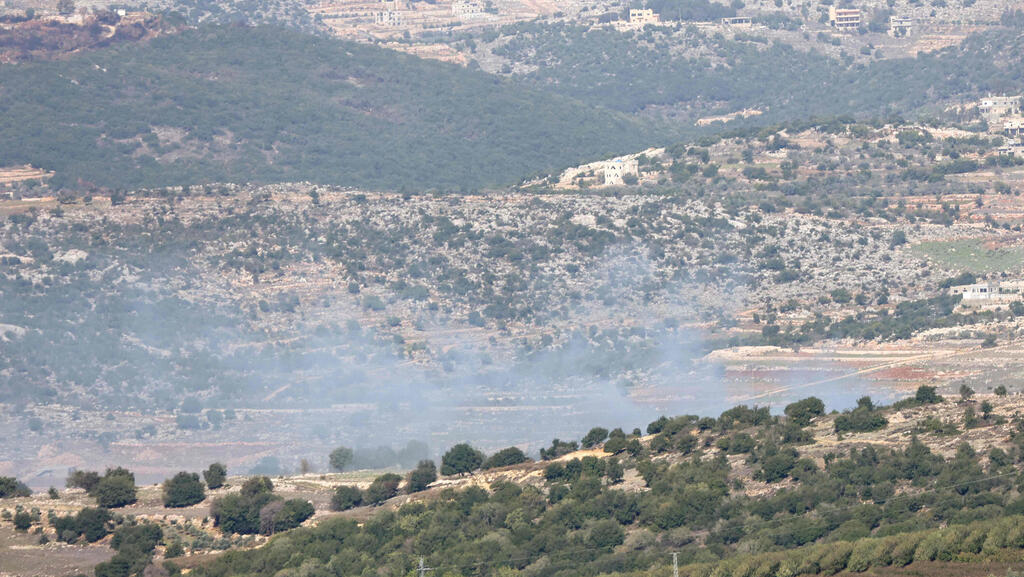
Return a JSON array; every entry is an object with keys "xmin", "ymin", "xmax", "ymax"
[{"xmin": 912, "ymin": 238, "xmax": 1024, "ymax": 274}]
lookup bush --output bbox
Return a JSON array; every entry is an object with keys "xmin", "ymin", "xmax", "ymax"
[
  {"xmin": 580, "ymin": 427, "xmax": 609, "ymax": 448},
  {"xmin": 846, "ymin": 538, "xmax": 879, "ymax": 572},
  {"xmin": 66, "ymin": 470, "xmax": 101, "ymax": 493},
  {"xmin": 163, "ymin": 472, "xmax": 206, "ymax": 508},
  {"xmin": 94, "ymin": 475, "xmax": 137, "ymax": 508},
  {"xmin": 890, "ymin": 533, "xmax": 923, "ymax": 566},
  {"xmin": 0, "ymin": 477, "xmax": 31, "ymax": 498},
  {"xmin": 588, "ymin": 519, "xmax": 624, "ymax": 548},
  {"xmin": 441, "ymin": 443, "xmax": 485, "ymax": 475},
  {"xmin": 211, "ymin": 479, "xmax": 278, "ymax": 535},
  {"xmin": 13, "ymin": 511, "xmax": 31, "ymax": 531},
  {"xmin": 835, "ymin": 398, "xmax": 888, "ymax": 434},
  {"xmin": 915, "ymin": 385, "xmax": 943, "ymax": 404},
  {"xmin": 365, "ymin": 473, "xmax": 402, "ymax": 505},
  {"xmin": 77, "ymin": 507, "xmax": 113, "ymax": 542},
  {"xmin": 331, "ymin": 485, "xmax": 364, "ymax": 511},
  {"xmin": 603, "ymin": 437, "xmax": 628, "ymax": 454},
  {"xmin": 819, "ymin": 542, "xmax": 853, "ymax": 575},
  {"xmin": 260, "ymin": 498, "xmax": 314, "ymax": 534},
  {"xmin": 483, "ymin": 447, "xmax": 528, "ymax": 470},
  {"xmin": 784, "ymin": 397, "xmax": 825, "ymax": 427},
  {"xmin": 204, "ymin": 463, "xmax": 227, "ymax": 490},
  {"xmin": 407, "ymin": 461, "xmax": 438, "ymax": 493}
]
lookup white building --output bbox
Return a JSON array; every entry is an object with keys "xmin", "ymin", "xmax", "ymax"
[
  {"xmin": 1004, "ymin": 118, "xmax": 1024, "ymax": 138},
  {"xmin": 374, "ymin": 10, "xmax": 403, "ymax": 25},
  {"xmin": 950, "ymin": 281, "xmax": 1024, "ymax": 305},
  {"xmin": 980, "ymin": 95, "xmax": 1022, "ymax": 123},
  {"xmin": 998, "ymin": 141, "xmax": 1024, "ymax": 157},
  {"xmin": 452, "ymin": 1, "xmax": 483, "ymax": 18},
  {"xmin": 721, "ymin": 16, "xmax": 752, "ymax": 26},
  {"xmin": 889, "ymin": 16, "xmax": 912, "ymax": 36},
  {"xmin": 602, "ymin": 158, "xmax": 639, "ymax": 186},
  {"xmin": 628, "ymin": 8, "xmax": 659, "ymax": 27}
]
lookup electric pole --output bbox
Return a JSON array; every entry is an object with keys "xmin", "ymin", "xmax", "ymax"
[{"xmin": 672, "ymin": 552, "xmax": 678, "ymax": 577}]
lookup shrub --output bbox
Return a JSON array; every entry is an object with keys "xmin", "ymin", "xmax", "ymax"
[
  {"xmin": 203, "ymin": 463, "xmax": 227, "ymax": 490},
  {"xmin": 66, "ymin": 470, "xmax": 101, "ymax": 493},
  {"xmin": 260, "ymin": 498, "xmax": 314, "ymax": 534},
  {"xmin": 846, "ymin": 538, "xmax": 879, "ymax": 572},
  {"xmin": 77, "ymin": 507, "xmax": 113, "ymax": 542},
  {"xmin": 94, "ymin": 475, "xmax": 136, "ymax": 508},
  {"xmin": 913, "ymin": 530, "xmax": 944, "ymax": 562},
  {"xmin": 580, "ymin": 427, "xmax": 609, "ymax": 448},
  {"xmin": 441, "ymin": 444, "xmax": 484, "ymax": 475},
  {"xmin": 163, "ymin": 472, "xmax": 206, "ymax": 508},
  {"xmin": 819, "ymin": 542, "xmax": 853, "ymax": 575},
  {"xmin": 365, "ymin": 473, "xmax": 402, "ymax": 505},
  {"xmin": 891, "ymin": 533, "xmax": 923, "ymax": 566},
  {"xmin": 784, "ymin": 397, "xmax": 825, "ymax": 427},
  {"xmin": 407, "ymin": 461, "xmax": 438, "ymax": 493},
  {"xmin": 482, "ymin": 447, "xmax": 528, "ymax": 470},
  {"xmin": 0, "ymin": 477, "xmax": 31, "ymax": 498},
  {"xmin": 331, "ymin": 485, "xmax": 363, "ymax": 511}
]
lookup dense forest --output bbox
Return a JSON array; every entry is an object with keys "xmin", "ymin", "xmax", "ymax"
[
  {"xmin": 0, "ymin": 26, "xmax": 655, "ymax": 191},
  {"xmin": 492, "ymin": 21, "xmax": 1024, "ymax": 122}
]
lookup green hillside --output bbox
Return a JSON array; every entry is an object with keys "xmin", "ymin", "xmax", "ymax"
[
  {"xmin": 490, "ymin": 20, "xmax": 1024, "ymax": 123},
  {"xmin": 0, "ymin": 26, "xmax": 657, "ymax": 191},
  {"xmin": 184, "ymin": 393, "xmax": 1024, "ymax": 577}
]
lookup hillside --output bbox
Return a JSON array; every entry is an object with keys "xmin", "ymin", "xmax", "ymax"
[
  {"xmin": 182, "ymin": 392, "xmax": 1024, "ymax": 577},
  {"xmin": 6, "ymin": 390, "xmax": 1024, "ymax": 577},
  {"xmin": 0, "ymin": 26, "xmax": 657, "ymax": 191},
  {"xmin": 469, "ymin": 18, "xmax": 1024, "ymax": 125}
]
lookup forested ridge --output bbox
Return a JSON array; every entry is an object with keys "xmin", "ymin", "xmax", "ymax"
[
  {"xmin": 186, "ymin": 390, "xmax": 1024, "ymax": 577},
  {"xmin": 5, "ymin": 18, "xmax": 1024, "ymax": 192},
  {"xmin": 0, "ymin": 26, "xmax": 656, "ymax": 191},
  {"xmin": 492, "ymin": 21, "xmax": 1024, "ymax": 122}
]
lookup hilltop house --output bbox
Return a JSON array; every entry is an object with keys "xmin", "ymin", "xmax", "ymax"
[
  {"xmin": 602, "ymin": 158, "xmax": 639, "ymax": 186},
  {"xmin": 950, "ymin": 281, "xmax": 1024, "ymax": 305}
]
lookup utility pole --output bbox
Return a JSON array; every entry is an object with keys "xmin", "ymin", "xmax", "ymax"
[
  {"xmin": 418, "ymin": 557, "xmax": 434, "ymax": 577},
  {"xmin": 672, "ymin": 552, "xmax": 678, "ymax": 577}
]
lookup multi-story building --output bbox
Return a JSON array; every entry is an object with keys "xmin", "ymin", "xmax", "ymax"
[
  {"xmin": 628, "ymin": 8, "xmax": 659, "ymax": 27},
  {"xmin": 451, "ymin": 1, "xmax": 483, "ymax": 18},
  {"xmin": 1004, "ymin": 118, "xmax": 1024, "ymax": 137},
  {"xmin": 889, "ymin": 16, "xmax": 912, "ymax": 36},
  {"xmin": 828, "ymin": 6, "xmax": 861, "ymax": 31}
]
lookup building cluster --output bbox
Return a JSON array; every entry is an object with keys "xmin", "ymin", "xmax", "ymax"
[
  {"xmin": 980, "ymin": 95, "xmax": 1024, "ymax": 157},
  {"xmin": 311, "ymin": 0, "xmax": 499, "ymax": 39}
]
